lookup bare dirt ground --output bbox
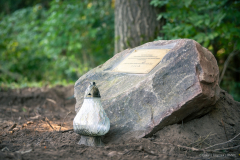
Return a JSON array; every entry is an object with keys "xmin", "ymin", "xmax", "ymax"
[{"xmin": 0, "ymin": 85, "xmax": 240, "ymax": 160}]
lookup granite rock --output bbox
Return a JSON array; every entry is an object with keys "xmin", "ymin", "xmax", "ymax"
[{"xmin": 74, "ymin": 39, "xmax": 220, "ymax": 142}]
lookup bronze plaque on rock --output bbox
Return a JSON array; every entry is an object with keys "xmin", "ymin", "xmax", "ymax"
[{"xmin": 112, "ymin": 49, "xmax": 171, "ymax": 74}]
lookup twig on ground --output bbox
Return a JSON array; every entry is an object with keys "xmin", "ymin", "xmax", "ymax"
[
  {"xmin": 30, "ymin": 115, "xmax": 41, "ymax": 120},
  {"xmin": 213, "ymin": 145, "xmax": 240, "ymax": 151},
  {"xmin": 60, "ymin": 129, "xmax": 73, "ymax": 133},
  {"xmin": 205, "ymin": 132, "xmax": 240, "ymax": 150},
  {"xmin": 141, "ymin": 149, "xmax": 158, "ymax": 156},
  {"xmin": 45, "ymin": 117, "xmax": 54, "ymax": 130},
  {"xmin": 123, "ymin": 148, "xmax": 158, "ymax": 156},
  {"xmin": 188, "ymin": 132, "xmax": 215, "ymax": 148},
  {"xmin": 16, "ymin": 149, "xmax": 32, "ymax": 154},
  {"xmin": 59, "ymin": 111, "xmax": 71, "ymax": 131},
  {"xmin": 46, "ymin": 98, "xmax": 57, "ymax": 104},
  {"xmin": 1, "ymin": 147, "xmax": 9, "ymax": 152},
  {"xmin": 154, "ymin": 142, "xmax": 205, "ymax": 152},
  {"xmin": 123, "ymin": 150, "xmax": 132, "ymax": 155},
  {"xmin": 154, "ymin": 132, "xmax": 240, "ymax": 153},
  {"xmin": 80, "ymin": 149, "xmax": 87, "ymax": 154},
  {"xmin": 8, "ymin": 123, "xmax": 17, "ymax": 131}
]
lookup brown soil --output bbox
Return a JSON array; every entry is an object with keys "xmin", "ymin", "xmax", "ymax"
[{"xmin": 0, "ymin": 85, "xmax": 240, "ymax": 160}]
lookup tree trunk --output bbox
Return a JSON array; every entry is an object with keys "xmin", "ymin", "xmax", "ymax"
[{"xmin": 114, "ymin": 0, "xmax": 165, "ymax": 54}]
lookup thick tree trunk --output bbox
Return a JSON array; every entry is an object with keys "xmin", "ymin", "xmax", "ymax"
[{"xmin": 114, "ymin": 0, "xmax": 165, "ymax": 54}]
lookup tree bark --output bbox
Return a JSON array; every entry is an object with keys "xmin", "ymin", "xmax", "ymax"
[{"xmin": 114, "ymin": 0, "xmax": 165, "ymax": 54}]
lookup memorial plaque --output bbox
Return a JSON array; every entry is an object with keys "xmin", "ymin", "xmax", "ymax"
[{"xmin": 112, "ymin": 49, "xmax": 171, "ymax": 74}]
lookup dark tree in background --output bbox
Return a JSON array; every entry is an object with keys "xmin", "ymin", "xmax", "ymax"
[{"xmin": 114, "ymin": 0, "xmax": 165, "ymax": 54}]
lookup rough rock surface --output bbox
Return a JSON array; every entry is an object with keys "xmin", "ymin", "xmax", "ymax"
[{"xmin": 74, "ymin": 39, "xmax": 220, "ymax": 142}]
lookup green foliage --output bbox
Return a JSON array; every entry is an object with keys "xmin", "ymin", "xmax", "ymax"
[
  {"xmin": 151, "ymin": 0, "xmax": 240, "ymax": 51},
  {"xmin": 222, "ymin": 80, "xmax": 240, "ymax": 101},
  {"xmin": 151, "ymin": 0, "xmax": 240, "ymax": 100},
  {"xmin": 0, "ymin": 0, "xmax": 114, "ymax": 85}
]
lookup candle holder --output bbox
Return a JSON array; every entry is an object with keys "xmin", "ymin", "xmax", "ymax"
[{"xmin": 73, "ymin": 82, "xmax": 110, "ymax": 146}]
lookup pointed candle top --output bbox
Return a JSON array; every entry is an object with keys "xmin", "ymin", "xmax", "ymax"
[{"xmin": 84, "ymin": 82, "xmax": 101, "ymax": 98}]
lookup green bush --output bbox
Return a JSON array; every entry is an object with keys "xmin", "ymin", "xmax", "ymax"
[{"xmin": 0, "ymin": 0, "xmax": 114, "ymax": 86}]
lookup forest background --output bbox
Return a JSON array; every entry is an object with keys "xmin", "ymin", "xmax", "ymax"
[{"xmin": 0, "ymin": 0, "xmax": 240, "ymax": 101}]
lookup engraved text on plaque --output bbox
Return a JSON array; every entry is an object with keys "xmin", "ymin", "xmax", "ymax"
[{"xmin": 112, "ymin": 49, "xmax": 170, "ymax": 74}]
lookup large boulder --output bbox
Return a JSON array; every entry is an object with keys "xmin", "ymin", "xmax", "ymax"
[{"xmin": 74, "ymin": 39, "xmax": 220, "ymax": 143}]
